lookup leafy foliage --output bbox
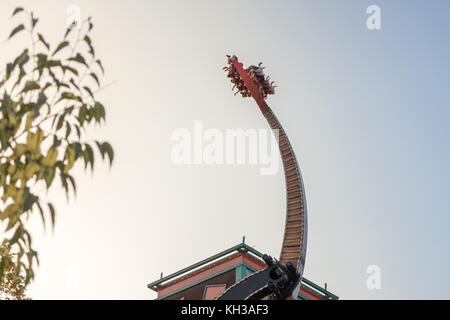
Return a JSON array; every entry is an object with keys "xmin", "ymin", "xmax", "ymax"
[
  {"xmin": 0, "ymin": 241, "xmax": 29, "ymax": 299},
  {"xmin": 0, "ymin": 8, "xmax": 113, "ymax": 287}
]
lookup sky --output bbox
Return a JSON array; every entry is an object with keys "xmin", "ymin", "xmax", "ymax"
[{"xmin": 0, "ymin": 0, "xmax": 449, "ymax": 299}]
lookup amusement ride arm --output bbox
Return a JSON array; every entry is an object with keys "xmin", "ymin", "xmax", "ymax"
[{"xmin": 217, "ymin": 56, "xmax": 307, "ymax": 300}]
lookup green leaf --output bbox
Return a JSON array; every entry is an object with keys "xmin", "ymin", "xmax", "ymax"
[
  {"xmin": 15, "ymin": 49, "xmax": 29, "ymax": 68},
  {"xmin": 90, "ymin": 72, "xmax": 100, "ymax": 87},
  {"xmin": 36, "ymin": 53, "xmax": 48, "ymax": 76},
  {"xmin": 14, "ymin": 68, "xmax": 26, "ymax": 88},
  {"xmin": 64, "ymin": 27, "xmax": 73, "ymax": 39},
  {"xmin": 8, "ymin": 24, "xmax": 25, "ymax": 40},
  {"xmin": 41, "ymin": 82, "xmax": 52, "ymax": 91},
  {"xmin": 70, "ymin": 78, "xmax": 80, "ymax": 91},
  {"xmin": 52, "ymin": 41, "xmax": 69, "ymax": 56},
  {"xmin": 23, "ymin": 191, "xmax": 38, "ymax": 211},
  {"xmin": 25, "ymin": 162, "xmax": 40, "ymax": 179},
  {"xmin": 95, "ymin": 141, "xmax": 105, "ymax": 160},
  {"xmin": 6, "ymin": 62, "xmax": 14, "ymax": 80},
  {"xmin": 93, "ymin": 102, "xmax": 105, "ymax": 123},
  {"xmin": 84, "ymin": 35, "xmax": 92, "ymax": 46},
  {"xmin": 31, "ymin": 12, "xmax": 38, "ymax": 29},
  {"xmin": 60, "ymin": 174, "xmax": 69, "ymax": 196},
  {"xmin": 34, "ymin": 92, "xmax": 47, "ymax": 116},
  {"xmin": 65, "ymin": 122, "xmax": 72, "ymax": 139},
  {"xmin": 85, "ymin": 143, "xmax": 94, "ymax": 170},
  {"xmin": 64, "ymin": 145, "xmax": 76, "ymax": 173},
  {"xmin": 74, "ymin": 142, "xmax": 82, "ymax": 158},
  {"xmin": 6, "ymin": 214, "xmax": 19, "ymax": 231},
  {"xmin": 68, "ymin": 53, "xmax": 88, "ymax": 67},
  {"xmin": 44, "ymin": 166, "xmax": 56, "ymax": 188},
  {"xmin": 26, "ymin": 129, "xmax": 44, "ymax": 154},
  {"xmin": 67, "ymin": 174, "xmax": 77, "ymax": 196},
  {"xmin": 36, "ymin": 201, "xmax": 46, "ymax": 229},
  {"xmin": 41, "ymin": 148, "xmax": 58, "ymax": 166},
  {"xmin": 102, "ymin": 142, "xmax": 114, "ymax": 166},
  {"xmin": 56, "ymin": 115, "xmax": 65, "ymax": 131},
  {"xmin": 62, "ymin": 65, "xmax": 79, "ymax": 77},
  {"xmin": 56, "ymin": 92, "xmax": 82, "ymax": 104},
  {"xmin": 96, "ymin": 59, "xmax": 104, "ymax": 74},
  {"xmin": 65, "ymin": 105, "xmax": 75, "ymax": 115},
  {"xmin": 75, "ymin": 125, "xmax": 81, "ymax": 140},
  {"xmin": 37, "ymin": 33, "xmax": 50, "ymax": 50},
  {"xmin": 77, "ymin": 105, "xmax": 87, "ymax": 126},
  {"xmin": 22, "ymin": 81, "xmax": 40, "ymax": 93},
  {"xmin": 48, "ymin": 203, "xmax": 56, "ymax": 228},
  {"xmin": 12, "ymin": 7, "xmax": 24, "ymax": 17},
  {"xmin": 83, "ymin": 86, "xmax": 94, "ymax": 99},
  {"xmin": 47, "ymin": 60, "xmax": 61, "ymax": 68},
  {"xmin": 10, "ymin": 224, "xmax": 24, "ymax": 246},
  {"xmin": 84, "ymin": 35, "xmax": 95, "ymax": 57},
  {"xmin": 0, "ymin": 204, "xmax": 16, "ymax": 221},
  {"xmin": 15, "ymin": 143, "xmax": 28, "ymax": 157}
]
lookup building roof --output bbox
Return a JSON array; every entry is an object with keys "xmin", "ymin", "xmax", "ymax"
[{"xmin": 148, "ymin": 241, "xmax": 338, "ymax": 300}]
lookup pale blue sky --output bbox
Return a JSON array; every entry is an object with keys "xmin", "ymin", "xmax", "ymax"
[{"xmin": 0, "ymin": 0, "xmax": 449, "ymax": 299}]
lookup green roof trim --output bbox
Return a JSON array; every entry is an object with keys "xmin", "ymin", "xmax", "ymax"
[{"xmin": 147, "ymin": 242, "xmax": 262, "ymax": 291}]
